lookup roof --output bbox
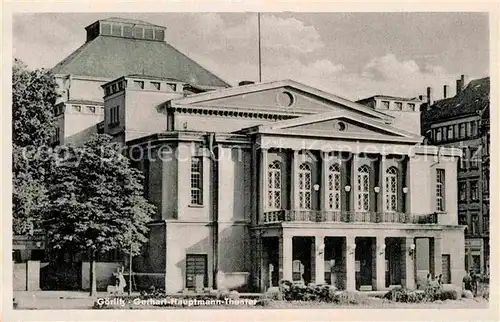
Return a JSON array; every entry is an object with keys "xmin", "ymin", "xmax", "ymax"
[
  {"xmin": 357, "ymin": 95, "xmax": 421, "ymax": 103},
  {"xmin": 59, "ymin": 99, "xmax": 104, "ymax": 106},
  {"xmin": 51, "ymin": 35, "xmax": 230, "ymax": 88},
  {"xmin": 98, "ymin": 17, "xmax": 164, "ymax": 28},
  {"xmin": 125, "ymin": 74, "xmax": 182, "ymax": 82},
  {"xmin": 421, "ymin": 77, "xmax": 490, "ymax": 126},
  {"xmin": 171, "ymin": 79, "xmax": 395, "ymax": 121}
]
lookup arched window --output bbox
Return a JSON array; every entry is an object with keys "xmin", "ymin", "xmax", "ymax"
[
  {"xmin": 357, "ymin": 165, "xmax": 370, "ymax": 211},
  {"xmin": 328, "ymin": 163, "xmax": 341, "ymax": 210},
  {"xmin": 268, "ymin": 161, "xmax": 282, "ymax": 209},
  {"xmin": 385, "ymin": 167, "xmax": 398, "ymax": 212},
  {"xmin": 298, "ymin": 163, "xmax": 312, "ymax": 209}
]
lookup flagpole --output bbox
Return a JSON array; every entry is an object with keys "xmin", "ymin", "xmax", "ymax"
[{"xmin": 258, "ymin": 12, "xmax": 262, "ymax": 83}]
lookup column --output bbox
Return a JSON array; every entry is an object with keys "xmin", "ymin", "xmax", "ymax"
[
  {"xmin": 377, "ymin": 155, "xmax": 386, "ymax": 213},
  {"xmin": 279, "ymin": 233, "xmax": 293, "ymax": 281},
  {"xmin": 375, "ymin": 236, "xmax": 386, "ymax": 290},
  {"xmin": 345, "ymin": 236, "xmax": 356, "ymax": 291},
  {"xmin": 290, "ymin": 149, "xmax": 299, "ymax": 210},
  {"xmin": 401, "ymin": 237, "xmax": 416, "ymax": 289},
  {"xmin": 350, "ymin": 154, "xmax": 359, "ymax": 212},
  {"xmin": 313, "ymin": 236, "xmax": 325, "ymax": 284},
  {"xmin": 320, "ymin": 151, "xmax": 328, "ymax": 211},
  {"xmin": 259, "ymin": 148, "xmax": 268, "ymax": 223},
  {"xmin": 433, "ymin": 237, "xmax": 442, "ymax": 277},
  {"xmin": 26, "ymin": 260, "xmax": 41, "ymax": 291},
  {"xmin": 405, "ymin": 156, "xmax": 416, "ymax": 214}
]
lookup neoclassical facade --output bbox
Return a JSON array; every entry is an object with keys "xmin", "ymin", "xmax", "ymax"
[
  {"xmin": 114, "ymin": 78, "xmax": 466, "ymax": 292},
  {"xmin": 32, "ymin": 17, "xmax": 466, "ymax": 292}
]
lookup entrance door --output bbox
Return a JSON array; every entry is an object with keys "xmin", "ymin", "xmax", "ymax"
[
  {"xmin": 441, "ymin": 254, "xmax": 451, "ymax": 284},
  {"xmin": 186, "ymin": 254, "xmax": 208, "ymax": 289}
]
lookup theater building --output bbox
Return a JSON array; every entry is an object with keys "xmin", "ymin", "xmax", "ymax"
[
  {"xmin": 43, "ymin": 17, "xmax": 466, "ymax": 292},
  {"xmin": 105, "ymin": 77, "xmax": 466, "ymax": 292}
]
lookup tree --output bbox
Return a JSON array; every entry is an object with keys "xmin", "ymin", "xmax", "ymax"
[
  {"xmin": 12, "ymin": 59, "xmax": 58, "ymax": 234},
  {"xmin": 43, "ymin": 134, "xmax": 155, "ymax": 296}
]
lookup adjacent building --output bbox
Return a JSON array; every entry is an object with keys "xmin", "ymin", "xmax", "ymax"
[
  {"xmin": 17, "ymin": 17, "xmax": 468, "ymax": 292},
  {"xmin": 421, "ymin": 76, "xmax": 490, "ymax": 276}
]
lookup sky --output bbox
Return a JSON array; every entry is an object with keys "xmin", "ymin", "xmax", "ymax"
[{"xmin": 12, "ymin": 12, "xmax": 489, "ymax": 101}]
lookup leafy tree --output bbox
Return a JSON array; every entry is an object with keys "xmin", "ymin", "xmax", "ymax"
[
  {"xmin": 12, "ymin": 59, "xmax": 58, "ymax": 234},
  {"xmin": 43, "ymin": 134, "xmax": 155, "ymax": 296}
]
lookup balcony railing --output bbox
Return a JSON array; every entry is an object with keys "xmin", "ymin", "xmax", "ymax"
[{"xmin": 262, "ymin": 210, "xmax": 438, "ymax": 224}]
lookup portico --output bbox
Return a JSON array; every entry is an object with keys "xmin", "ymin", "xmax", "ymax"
[{"xmin": 255, "ymin": 224, "xmax": 445, "ymax": 292}]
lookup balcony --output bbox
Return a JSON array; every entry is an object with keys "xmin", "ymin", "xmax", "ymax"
[{"xmin": 262, "ymin": 210, "xmax": 438, "ymax": 224}]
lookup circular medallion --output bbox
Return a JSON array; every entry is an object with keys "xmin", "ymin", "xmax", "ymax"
[{"xmin": 277, "ymin": 91, "xmax": 295, "ymax": 107}]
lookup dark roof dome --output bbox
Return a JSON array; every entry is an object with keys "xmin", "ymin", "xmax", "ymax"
[{"xmin": 52, "ymin": 17, "xmax": 230, "ymax": 88}]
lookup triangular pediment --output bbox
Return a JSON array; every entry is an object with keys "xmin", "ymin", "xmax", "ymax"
[
  {"xmin": 254, "ymin": 110, "xmax": 422, "ymax": 142},
  {"xmin": 170, "ymin": 79, "xmax": 393, "ymax": 121}
]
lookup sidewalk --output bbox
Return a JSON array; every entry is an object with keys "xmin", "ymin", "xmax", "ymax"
[{"xmin": 13, "ymin": 291, "xmax": 141, "ymax": 310}]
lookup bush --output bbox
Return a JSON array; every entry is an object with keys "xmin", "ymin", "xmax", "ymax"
[
  {"xmin": 264, "ymin": 286, "xmax": 283, "ymax": 300},
  {"xmin": 228, "ymin": 290, "xmax": 240, "ymax": 300},
  {"xmin": 216, "ymin": 288, "xmax": 230, "ymax": 300},
  {"xmin": 476, "ymin": 283, "xmax": 489, "ymax": 299},
  {"xmin": 462, "ymin": 290, "xmax": 474, "ymax": 299},
  {"xmin": 332, "ymin": 291, "xmax": 369, "ymax": 305},
  {"xmin": 384, "ymin": 288, "xmax": 425, "ymax": 303},
  {"xmin": 255, "ymin": 299, "xmax": 272, "ymax": 307},
  {"xmin": 438, "ymin": 289, "xmax": 459, "ymax": 301}
]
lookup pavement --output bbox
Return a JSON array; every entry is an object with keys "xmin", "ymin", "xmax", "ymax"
[
  {"xmin": 12, "ymin": 290, "xmax": 489, "ymax": 310},
  {"xmin": 14, "ymin": 291, "xmax": 109, "ymax": 309}
]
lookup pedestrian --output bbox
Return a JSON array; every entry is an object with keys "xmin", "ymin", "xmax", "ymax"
[
  {"xmin": 116, "ymin": 266, "xmax": 127, "ymax": 295},
  {"xmin": 470, "ymin": 271, "xmax": 479, "ymax": 296},
  {"xmin": 425, "ymin": 273, "xmax": 432, "ymax": 290},
  {"xmin": 462, "ymin": 270, "xmax": 473, "ymax": 293},
  {"xmin": 430, "ymin": 275, "xmax": 439, "ymax": 289}
]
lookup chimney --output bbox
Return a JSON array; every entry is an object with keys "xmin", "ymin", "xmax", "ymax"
[
  {"xmin": 461, "ymin": 74, "xmax": 469, "ymax": 89},
  {"xmin": 456, "ymin": 74, "xmax": 468, "ymax": 94},
  {"xmin": 443, "ymin": 85, "xmax": 450, "ymax": 99},
  {"xmin": 426, "ymin": 87, "xmax": 433, "ymax": 106}
]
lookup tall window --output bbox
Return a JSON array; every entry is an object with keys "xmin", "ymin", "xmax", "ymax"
[
  {"xmin": 470, "ymin": 147, "xmax": 480, "ymax": 169},
  {"xmin": 327, "ymin": 163, "xmax": 341, "ymax": 210},
  {"xmin": 459, "ymin": 123, "xmax": 466, "ymax": 138},
  {"xmin": 471, "ymin": 180, "xmax": 479, "ymax": 201},
  {"xmin": 267, "ymin": 161, "xmax": 282, "ymax": 209},
  {"xmin": 436, "ymin": 128, "xmax": 442, "ymax": 141},
  {"xmin": 458, "ymin": 181, "xmax": 467, "ymax": 202},
  {"xmin": 385, "ymin": 167, "xmax": 398, "ymax": 212},
  {"xmin": 298, "ymin": 163, "xmax": 312, "ymax": 209},
  {"xmin": 459, "ymin": 147, "xmax": 468, "ymax": 170},
  {"xmin": 109, "ymin": 106, "xmax": 119, "ymax": 125},
  {"xmin": 190, "ymin": 157, "xmax": 203, "ymax": 205},
  {"xmin": 357, "ymin": 165, "xmax": 370, "ymax": 211},
  {"xmin": 471, "ymin": 215, "xmax": 479, "ymax": 235},
  {"xmin": 442, "ymin": 127, "xmax": 447, "ymax": 141},
  {"xmin": 471, "ymin": 121, "xmax": 478, "ymax": 136},
  {"xmin": 436, "ymin": 169, "xmax": 445, "ymax": 211},
  {"xmin": 447, "ymin": 126, "xmax": 454, "ymax": 140}
]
